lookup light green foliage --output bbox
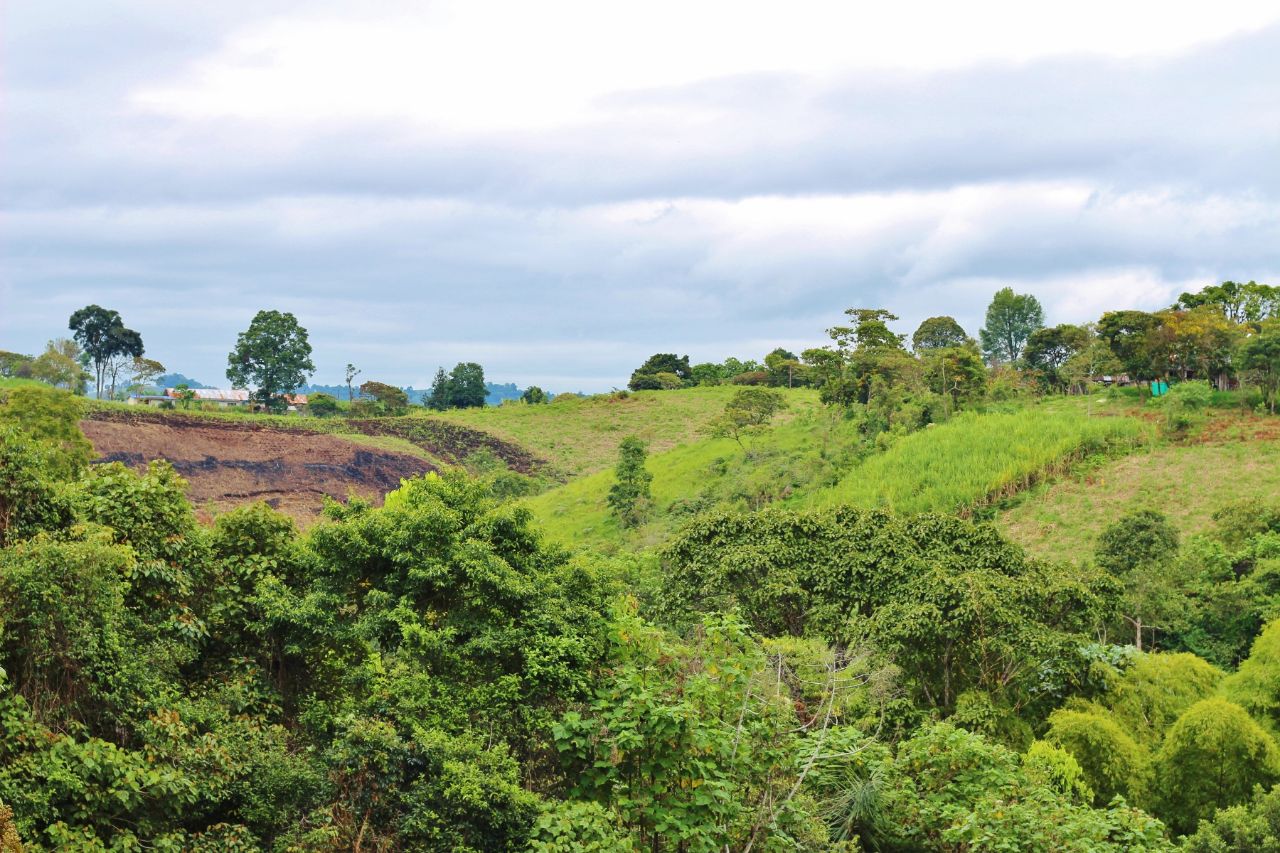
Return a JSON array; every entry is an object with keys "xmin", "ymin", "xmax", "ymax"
[
  {"xmin": 1222, "ymin": 619, "xmax": 1280, "ymax": 730},
  {"xmin": 225, "ymin": 309, "xmax": 315, "ymax": 409},
  {"xmin": 1104, "ymin": 653, "xmax": 1224, "ymax": 747},
  {"xmin": 808, "ymin": 407, "xmax": 1148, "ymax": 514},
  {"xmin": 529, "ymin": 800, "xmax": 636, "ymax": 852},
  {"xmin": 1152, "ymin": 698, "xmax": 1280, "ymax": 835},
  {"xmin": 606, "ymin": 437, "xmax": 652, "ymax": 528},
  {"xmin": 0, "ymin": 430, "xmax": 72, "ymax": 545},
  {"xmin": 1175, "ymin": 280, "xmax": 1280, "ymax": 324},
  {"xmin": 1162, "ymin": 380, "xmax": 1214, "ymax": 430},
  {"xmin": 877, "ymin": 723, "xmax": 1172, "ymax": 852},
  {"xmin": 703, "ymin": 387, "xmax": 787, "ymax": 447},
  {"xmin": 1023, "ymin": 740, "xmax": 1094, "ymax": 804},
  {"xmin": 29, "ymin": 338, "xmax": 88, "ymax": 394},
  {"xmin": 1045, "ymin": 707, "xmax": 1148, "ymax": 805},
  {"xmin": 1001, "ymin": 437, "xmax": 1280, "ymax": 565},
  {"xmin": 0, "ymin": 385, "xmax": 92, "ymax": 479},
  {"xmin": 527, "ymin": 399, "xmax": 858, "ymax": 551}
]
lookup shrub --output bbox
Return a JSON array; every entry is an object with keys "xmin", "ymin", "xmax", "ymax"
[{"xmin": 308, "ymin": 392, "xmax": 340, "ymax": 417}]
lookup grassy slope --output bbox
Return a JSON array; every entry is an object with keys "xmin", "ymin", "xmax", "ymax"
[
  {"xmin": 427, "ymin": 386, "xmax": 794, "ymax": 478},
  {"xmin": 0, "ymin": 377, "xmax": 49, "ymax": 390},
  {"xmin": 526, "ymin": 399, "xmax": 855, "ymax": 551},
  {"xmin": 528, "ymin": 394, "xmax": 1153, "ymax": 552},
  {"xmin": 804, "ymin": 402, "xmax": 1151, "ymax": 515},
  {"xmin": 1000, "ymin": 412, "xmax": 1280, "ymax": 563}
]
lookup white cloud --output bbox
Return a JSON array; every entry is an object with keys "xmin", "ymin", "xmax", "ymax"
[{"xmin": 130, "ymin": 1, "xmax": 1280, "ymax": 131}]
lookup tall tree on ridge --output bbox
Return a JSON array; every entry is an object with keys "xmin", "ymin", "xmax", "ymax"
[{"xmin": 979, "ymin": 288, "xmax": 1044, "ymax": 365}]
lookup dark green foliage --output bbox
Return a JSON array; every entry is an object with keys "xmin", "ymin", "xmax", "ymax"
[
  {"xmin": 1097, "ymin": 510, "xmax": 1180, "ymax": 576},
  {"xmin": 979, "ymin": 287, "xmax": 1045, "ymax": 364},
  {"xmin": 628, "ymin": 353, "xmax": 691, "ymax": 390},
  {"xmin": 358, "ymin": 380, "xmax": 410, "ymax": 415},
  {"xmin": 522, "ymin": 385, "xmax": 547, "ymax": 404},
  {"xmin": 1024, "ymin": 324, "xmax": 1092, "ymax": 390},
  {"xmin": 68, "ymin": 304, "xmax": 144, "ymax": 399},
  {"xmin": 1182, "ymin": 783, "xmax": 1280, "ymax": 852},
  {"xmin": 428, "ymin": 362, "xmax": 488, "ymax": 409},
  {"xmin": 1239, "ymin": 321, "xmax": 1280, "ymax": 413},
  {"xmin": 607, "ymin": 437, "xmax": 652, "ymax": 528},
  {"xmin": 225, "ymin": 309, "xmax": 315, "ymax": 410},
  {"xmin": 1098, "ymin": 310, "xmax": 1163, "ymax": 380},
  {"xmin": 661, "ymin": 507, "xmax": 1119, "ymax": 721},
  {"xmin": 912, "ymin": 315, "xmax": 969, "ymax": 351},
  {"xmin": 308, "ymin": 391, "xmax": 340, "ymax": 416}
]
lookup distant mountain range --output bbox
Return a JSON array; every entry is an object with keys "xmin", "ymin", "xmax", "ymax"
[
  {"xmin": 153, "ymin": 375, "xmax": 568, "ymax": 406},
  {"xmin": 297, "ymin": 382, "xmax": 526, "ymax": 406}
]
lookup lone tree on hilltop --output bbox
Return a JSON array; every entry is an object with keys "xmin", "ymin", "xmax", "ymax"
[
  {"xmin": 68, "ymin": 305, "xmax": 144, "ymax": 399},
  {"xmin": 226, "ymin": 310, "xmax": 315, "ymax": 411},
  {"xmin": 607, "ymin": 437, "xmax": 653, "ymax": 528},
  {"xmin": 979, "ymin": 287, "xmax": 1044, "ymax": 364}
]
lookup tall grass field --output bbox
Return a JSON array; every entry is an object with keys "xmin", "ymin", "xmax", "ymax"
[{"xmin": 804, "ymin": 409, "xmax": 1151, "ymax": 515}]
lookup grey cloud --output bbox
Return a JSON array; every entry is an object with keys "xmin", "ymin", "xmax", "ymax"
[{"xmin": 5, "ymin": 9, "xmax": 1280, "ymax": 389}]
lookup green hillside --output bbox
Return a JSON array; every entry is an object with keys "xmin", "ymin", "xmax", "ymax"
[
  {"xmin": 805, "ymin": 404, "xmax": 1151, "ymax": 515},
  {"xmin": 526, "ymin": 400, "xmax": 859, "ymax": 550},
  {"xmin": 527, "ymin": 395, "xmax": 1152, "ymax": 551},
  {"xmin": 1000, "ymin": 415, "xmax": 1280, "ymax": 563},
  {"xmin": 429, "ymin": 385, "xmax": 807, "ymax": 477}
]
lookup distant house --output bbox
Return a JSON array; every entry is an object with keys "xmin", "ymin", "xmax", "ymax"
[{"xmin": 128, "ymin": 388, "xmax": 308, "ymax": 411}]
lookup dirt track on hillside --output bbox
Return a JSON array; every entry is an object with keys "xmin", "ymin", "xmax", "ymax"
[{"xmin": 81, "ymin": 413, "xmax": 435, "ymax": 526}]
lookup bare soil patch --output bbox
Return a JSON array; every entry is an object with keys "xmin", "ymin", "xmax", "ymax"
[{"xmin": 82, "ymin": 412, "xmax": 434, "ymax": 526}]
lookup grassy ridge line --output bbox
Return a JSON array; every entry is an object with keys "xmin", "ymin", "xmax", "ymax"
[
  {"xmin": 429, "ymin": 386, "xmax": 821, "ymax": 478},
  {"xmin": 805, "ymin": 408, "xmax": 1151, "ymax": 516}
]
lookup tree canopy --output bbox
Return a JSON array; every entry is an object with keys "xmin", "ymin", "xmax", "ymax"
[{"xmin": 225, "ymin": 309, "xmax": 315, "ymax": 409}]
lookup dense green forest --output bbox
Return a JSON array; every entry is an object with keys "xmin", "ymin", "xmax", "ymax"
[{"xmin": 4, "ymin": 282, "xmax": 1280, "ymax": 850}]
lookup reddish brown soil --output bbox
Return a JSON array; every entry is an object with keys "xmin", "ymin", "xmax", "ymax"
[{"xmin": 81, "ymin": 413, "xmax": 435, "ymax": 526}]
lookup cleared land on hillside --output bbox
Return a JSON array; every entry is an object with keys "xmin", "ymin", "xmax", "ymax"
[
  {"xmin": 82, "ymin": 410, "xmax": 435, "ymax": 525},
  {"xmin": 1000, "ymin": 413, "xmax": 1280, "ymax": 563}
]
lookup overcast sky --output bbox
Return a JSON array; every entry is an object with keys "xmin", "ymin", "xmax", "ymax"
[{"xmin": 4, "ymin": 1, "xmax": 1280, "ymax": 391}]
